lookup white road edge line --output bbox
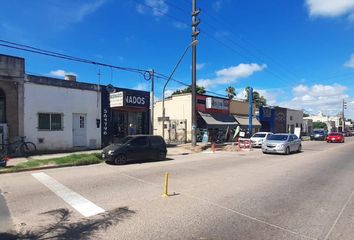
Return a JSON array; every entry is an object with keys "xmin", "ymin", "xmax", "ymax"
[
  {"xmin": 323, "ymin": 187, "xmax": 354, "ymax": 240},
  {"xmin": 32, "ymin": 172, "xmax": 105, "ymax": 217}
]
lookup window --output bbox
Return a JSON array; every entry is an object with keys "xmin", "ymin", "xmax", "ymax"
[
  {"xmin": 38, "ymin": 113, "xmax": 63, "ymax": 131},
  {"xmin": 0, "ymin": 89, "xmax": 5, "ymax": 123},
  {"xmin": 290, "ymin": 116, "xmax": 293, "ymax": 121},
  {"xmin": 130, "ymin": 137, "xmax": 147, "ymax": 146},
  {"xmin": 151, "ymin": 136, "xmax": 164, "ymax": 147}
]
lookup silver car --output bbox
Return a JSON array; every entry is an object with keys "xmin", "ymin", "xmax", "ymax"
[
  {"xmin": 262, "ymin": 133, "xmax": 302, "ymax": 155},
  {"xmin": 250, "ymin": 132, "xmax": 273, "ymax": 147}
]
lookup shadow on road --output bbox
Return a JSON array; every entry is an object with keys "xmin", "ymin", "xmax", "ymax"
[
  {"xmin": 105, "ymin": 157, "xmax": 175, "ymax": 166},
  {"xmin": 0, "ymin": 207, "xmax": 135, "ymax": 240}
]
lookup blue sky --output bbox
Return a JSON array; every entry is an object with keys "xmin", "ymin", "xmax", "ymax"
[{"xmin": 1, "ymin": 0, "xmax": 354, "ymax": 118}]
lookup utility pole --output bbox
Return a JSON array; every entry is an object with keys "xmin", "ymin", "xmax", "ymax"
[
  {"xmin": 248, "ymin": 87, "xmax": 253, "ymax": 137},
  {"xmin": 150, "ymin": 69, "xmax": 154, "ymax": 135},
  {"xmin": 342, "ymin": 99, "xmax": 347, "ymax": 132},
  {"xmin": 191, "ymin": 0, "xmax": 200, "ymax": 147}
]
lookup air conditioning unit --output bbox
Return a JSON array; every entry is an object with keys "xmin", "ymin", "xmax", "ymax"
[{"xmin": 0, "ymin": 124, "xmax": 8, "ymax": 148}]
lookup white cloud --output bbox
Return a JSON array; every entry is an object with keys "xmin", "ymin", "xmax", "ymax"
[
  {"xmin": 213, "ymin": 1, "xmax": 223, "ymax": 12},
  {"xmin": 75, "ymin": 0, "xmax": 106, "ymax": 22},
  {"xmin": 282, "ymin": 83, "xmax": 349, "ymax": 116},
  {"xmin": 133, "ymin": 82, "xmax": 149, "ymax": 91},
  {"xmin": 305, "ymin": 0, "xmax": 354, "ymax": 18},
  {"xmin": 49, "ymin": 69, "xmax": 78, "ymax": 78},
  {"xmin": 136, "ymin": 0, "xmax": 169, "ymax": 17},
  {"xmin": 196, "ymin": 63, "xmax": 206, "ymax": 70},
  {"xmin": 173, "ymin": 22, "xmax": 188, "ymax": 29},
  {"xmin": 164, "ymin": 89, "xmax": 174, "ymax": 98},
  {"xmin": 344, "ymin": 54, "xmax": 354, "ymax": 68},
  {"xmin": 197, "ymin": 63, "xmax": 267, "ymax": 88}
]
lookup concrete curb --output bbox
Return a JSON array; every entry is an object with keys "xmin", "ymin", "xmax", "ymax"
[
  {"xmin": 0, "ymin": 162, "xmax": 104, "ymax": 175},
  {"xmin": 0, "ymin": 152, "xmax": 196, "ymax": 174}
]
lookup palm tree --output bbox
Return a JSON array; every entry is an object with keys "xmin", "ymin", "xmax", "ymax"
[
  {"xmin": 225, "ymin": 86, "xmax": 236, "ymax": 99},
  {"xmin": 245, "ymin": 86, "xmax": 267, "ymax": 108}
]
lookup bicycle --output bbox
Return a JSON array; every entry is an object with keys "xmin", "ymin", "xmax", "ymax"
[{"xmin": 0, "ymin": 136, "xmax": 37, "ymax": 157}]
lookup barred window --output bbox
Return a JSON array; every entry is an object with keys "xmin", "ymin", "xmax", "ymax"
[{"xmin": 38, "ymin": 113, "xmax": 63, "ymax": 131}]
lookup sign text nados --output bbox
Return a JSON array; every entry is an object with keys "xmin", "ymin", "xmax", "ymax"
[{"xmin": 110, "ymin": 91, "xmax": 149, "ymax": 108}]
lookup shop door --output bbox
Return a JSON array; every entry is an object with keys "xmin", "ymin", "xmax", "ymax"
[{"xmin": 73, "ymin": 114, "xmax": 87, "ymax": 147}]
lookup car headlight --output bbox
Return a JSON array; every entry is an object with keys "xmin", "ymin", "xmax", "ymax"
[
  {"xmin": 108, "ymin": 150, "xmax": 115, "ymax": 155},
  {"xmin": 277, "ymin": 144, "xmax": 285, "ymax": 148}
]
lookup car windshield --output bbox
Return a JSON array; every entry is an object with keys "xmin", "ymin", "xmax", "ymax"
[
  {"xmin": 119, "ymin": 136, "xmax": 134, "ymax": 144},
  {"xmin": 314, "ymin": 130, "xmax": 324, "ymax": 134},
  {"xmin": 252, "ymin": 133, "xmax": 266, "ymax": 138},
  {"xmin": 268, "ymin": 134, "xmax": 288, "ymax": 141},
  {"xmin": 329, "ymin": 133, "xmax": 341, "ymax": 136}
]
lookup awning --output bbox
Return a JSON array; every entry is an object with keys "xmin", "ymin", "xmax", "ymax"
[
  {"xmin": 233, "ymin": 115, "xmax": 261, "ymax": 126},
  {"xmin": 198, "ymin": 112, "xmax": 238, "ymax": 128}
]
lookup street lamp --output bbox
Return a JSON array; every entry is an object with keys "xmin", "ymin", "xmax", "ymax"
[{"xmin": 162, "ymin": 40, "xmax": 199, "ymax": 140}]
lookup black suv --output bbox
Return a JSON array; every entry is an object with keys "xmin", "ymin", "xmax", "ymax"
[
  {"xmin": 310, "ymin": 129, "xmax": 327, "ymax": 141},
  {"xmin": 102, "ymin": 135, "xmax": 167, "ymax": 165}
]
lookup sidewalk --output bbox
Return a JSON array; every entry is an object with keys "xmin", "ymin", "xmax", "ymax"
[{"xmin": 6, "ymin": 145, "xmax": 197, "ymax": 167}]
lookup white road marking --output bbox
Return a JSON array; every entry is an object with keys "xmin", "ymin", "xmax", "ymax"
[{"xmin": 32, "ymin": 172, "xmax": 105, "ymax": 217}]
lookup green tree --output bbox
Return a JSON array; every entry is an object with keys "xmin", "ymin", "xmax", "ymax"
[
  {"xmin": 225, "ymin": 86, "xmax": 236, "ymax": 99},
  {"xmin": 313, "ymin": 121, "xmax": 328, "ymax": 130},
  {"xmin": 245, "ymin": 87, "xmax": 267, "ymax": 108},
  {"xmin": 172, "ymin": 85, "xmax": 206, "ymax": 95}
]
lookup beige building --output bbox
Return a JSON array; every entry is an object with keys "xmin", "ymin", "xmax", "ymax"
[
  {"xmin": 229, "ymin": 100, "xmax": 261, "ymax": 134},
  {"xmin": 153, "ymin": 94, "xmax": 262, "ymax": 142},
  {"xmin": 154, "ymin": 94, "xmax": 191, "ymax": 143}
]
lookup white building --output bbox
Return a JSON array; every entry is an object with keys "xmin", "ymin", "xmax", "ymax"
[
  {"xmin": 286, "ymin": 108, "xmax": 303, "ymax": 133},
  {"xmin": 304, "ymin": 112, "xmax": 341, "ymax": 132},
  {"xmin": 24, "ymin": 75, "xmax": 102, "ymax": 151}
]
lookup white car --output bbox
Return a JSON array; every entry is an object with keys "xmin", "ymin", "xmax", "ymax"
[{"xmin": 250, "ymin": 132, "xmax": 273, "ymax": 147}]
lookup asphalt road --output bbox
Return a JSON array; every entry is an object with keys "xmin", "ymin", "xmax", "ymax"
[{"xmin": 1, "ymin": 138, "xmax": 354, "ymax": 240}]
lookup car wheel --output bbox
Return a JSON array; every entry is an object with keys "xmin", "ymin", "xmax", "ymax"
[
  {"xmin": 114, "ymin": 154, "xmax": 127, "ymax": 165},
  {"xmin": 285, "ymin": 147, "xmax": 290, "ymax": 155},
  {"xmin": 297, "ymin": 144, "xmax": 302, "ymax": 153},
  {"xmin": 262, "ymin": 151, "xmax": 267, "ymax": 154},
  {"xmin": 157, "ymin": 151, "xmax": 166, "ymax": 161}
]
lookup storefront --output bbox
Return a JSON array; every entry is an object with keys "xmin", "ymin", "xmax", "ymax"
[
  {"xmin": 258, "ymin": 106, "xmax": 287, "ymax": 133},
  {"xmin": 101, "ymin": 86, "xmax": 150, "ymax": 146},
  {"xmin": 196, "ymin": 95, "xmax": 237, "ymax": 142}
]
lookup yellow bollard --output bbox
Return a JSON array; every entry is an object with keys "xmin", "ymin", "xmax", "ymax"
[{"xmin": 162, "ymin": 172, "xmax": 169, "ymax": 197}]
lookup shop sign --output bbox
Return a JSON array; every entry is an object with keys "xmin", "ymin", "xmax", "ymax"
[
  {"xmin": 110, "ymin": 92, "xmax": 124, "ymax": 107},
  {"xmin": 110, "ymin": 91, "xmax": 149, "ymax": 108},
  {"xmin": 206, "ymin": 97, "xmax": 228, "ymax": 110},
  {"xmin": 102, "ymin": 108, "xmax": 109, "ymax": 136}
]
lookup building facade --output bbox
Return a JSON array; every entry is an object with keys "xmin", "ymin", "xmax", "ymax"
[
  {"xmin": 286, "ymin": 108, "xmax": 304, "ymax": 133},
  {"xmin": 0, "ymin": 53, "xmax": 151, "ymax": 151},
  {"xmin": 258, "ymin": 106, "xmax": 287, "ymax": 133},
  {"xmin": 23, "ymin": 75, "xmax": 102, "ymax": 151},
  {"xmin": 0, "ymin": 54, "xmax": 25, "ymax": 145},
  {"xmin": 101, "ymin": 86, "xmax": 150, "ymax": 146},
  {"xmin": 229, "ymin": 100, "xmax": 261, "ymax": 135}
]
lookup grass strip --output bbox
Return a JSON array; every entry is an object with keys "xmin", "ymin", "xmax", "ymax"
[{"xmin": 0, "ymin": 153, "xmax": 103, "ymax": 173}]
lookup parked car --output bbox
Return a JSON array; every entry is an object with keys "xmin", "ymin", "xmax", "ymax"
[
  {"xmin": 102, "ymin": 135, "xmax": 167, "ymax": 165},
  {"xmin": 250, "ymin": 132, "xmax": 273, "ymax": 147},
  {"xmin": 326, "ymin": 132, "xmax": 345, "ymax": 143},
  {"xmin": 262, "ymin": 133, "xmax": 302, "ymax": 155},
  {"xmin": 345, "ymin": 131, "xmax": 352, "ymax": 137},
  {"xmin": 310, "ymin": 129, "xmax": 327, "ymax": 141}
]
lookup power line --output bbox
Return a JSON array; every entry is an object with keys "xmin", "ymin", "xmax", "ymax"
[{"xmin": 0, "ymin": 40, "xmax": 149, "ymax": 76}]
